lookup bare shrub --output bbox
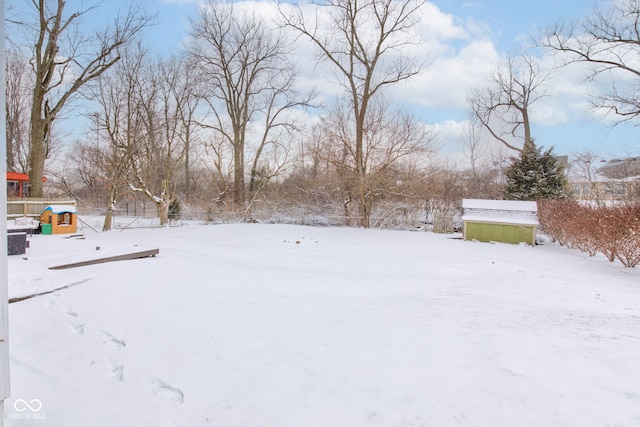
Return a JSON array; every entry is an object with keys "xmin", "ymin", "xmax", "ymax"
[
  {"xmin": 538, "ymin": 200, "xmax": 640, "ymax": 267},
  {"xmin": 615, "ymin": 204, "xmax": 640, "ymax": 267}
]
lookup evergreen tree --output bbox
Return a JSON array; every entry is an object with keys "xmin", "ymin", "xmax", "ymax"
[
  {"xmin": 168, "ymin": 199, "xmax": 182, "ymax": 221},
  {"xmin": 503, "ymin": 141, "xmax": 569, "ymax": 200}
]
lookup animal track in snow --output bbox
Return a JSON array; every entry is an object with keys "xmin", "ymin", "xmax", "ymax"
[
  {"xmin": 100, "ymin": 331, "xmax": 126, "ymax": 348},
  {"xmin": 105, "ymin": 359, "xmax": 124, "ymax": 382},
  {"xmin": 150, "ymin": 378, "xmax": 184, "ymax": 404}
]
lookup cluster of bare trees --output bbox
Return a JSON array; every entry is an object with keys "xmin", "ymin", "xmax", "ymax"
[
  {"xmin": 538, "ymin": 200, "xmax": 640, "ymax": 267},
  {"xmin": 7, "ymin": 1, "xmax": 152, "ymax": 197},
  {"xmin": 6, "ymin": 0, "xmax": 640, "ymax": 230},
  {"xmin": 6, "ymin": 0, "xmax": 445, "ymax": 229}
]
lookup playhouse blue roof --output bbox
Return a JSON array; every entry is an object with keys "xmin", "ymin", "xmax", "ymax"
[{"xmin": 41, "ymin": 205, "xmax": 77, "ymax": 214}]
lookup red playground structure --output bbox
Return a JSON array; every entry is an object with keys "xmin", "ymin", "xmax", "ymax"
[{"xmin": 6, "ymin": 172, "xmax": 47, "ymax": 198}]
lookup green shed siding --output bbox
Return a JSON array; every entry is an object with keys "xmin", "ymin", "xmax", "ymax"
[{"xmin": 464, "ymin": 221, "xmax": 536, "ymax": 246}]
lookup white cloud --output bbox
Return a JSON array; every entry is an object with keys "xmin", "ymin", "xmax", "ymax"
[
  {"xmin": 395, "ymin": 38, "xmax": 499, "ymax": 110},
  {"xmin": 415, "ymin": 3, "xmax": 471, "ymax": 42},
  {"xmin": 428, "ymin": 119, "xmax": 468, "ymax": 147}
]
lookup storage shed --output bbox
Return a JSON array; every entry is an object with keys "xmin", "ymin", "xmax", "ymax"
[
  {"xmin": 40, "ymin": 205, "xmax": 78, "ymax": 235},
  {"xmin": 462, "ymin": 199, "xmax": 539, "ymax": 246}
]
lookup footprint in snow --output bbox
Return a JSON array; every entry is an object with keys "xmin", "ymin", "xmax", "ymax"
[
  {"xmin": 151, "ymin": 378, "xmax": 184, "ymax": 404},
  {"xmin": 68, "ymin": 323, "xmax": 85, "ymax": 335},
  {"xmin": 62, "ymin": 307, "xmax": 78, "ymax": 317},
  {"xmin": 42, "ymin": 298, "xmax": 59, "ymax": 309},
  {"xmin": 100, "ymin": 331, "xmax": 126, "ymax": 348},
  {"xmin": 105, "ymin": 359, "xmax": 124, "ymax": 382}
]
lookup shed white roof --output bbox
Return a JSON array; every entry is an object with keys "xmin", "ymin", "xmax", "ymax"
[
  {"xmin": 42, "ymin": 205, "xmax": 77, "ymax": 214},
  {"xmin": 462, "ymin": 199, "xmax": 538, "ymax": 212},
  {"xmin": 462, "ymin": 199, "xmax": 539, "ymax": 226},
  {"xmin": 461, "ymin": 215, "xmax": 539, "ymax": 226}
]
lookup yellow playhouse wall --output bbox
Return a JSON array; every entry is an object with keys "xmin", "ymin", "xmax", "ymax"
[
  {"xmin": 40, "ymin": 211, "xmax": 77, "ymax": 234},
  {"xmin": 51, "ymin": 219, "xmax": 77, "ymax": 234}
]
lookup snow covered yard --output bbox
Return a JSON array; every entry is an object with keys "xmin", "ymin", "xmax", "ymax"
[{"xmin": 4, "ymin": 223, "xmax": 640, "ymax": 426}]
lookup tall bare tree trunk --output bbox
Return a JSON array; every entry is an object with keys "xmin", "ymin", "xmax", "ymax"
[
  {"xmin": 103, "ymin": 186, "xmax": 117, "ymax": 231},
  {"xmin": 158, "ymin": 202, "xmax": 169, "ymax": 225},
  {"xmin": 233, "ymin": 137, "xmax": 245, "ymax": 208},
  {"xmin": 28, "ymin": 95, "xmax": 47, "ymax": 196}
]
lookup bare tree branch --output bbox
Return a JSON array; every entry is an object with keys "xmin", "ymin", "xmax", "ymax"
[
  {"xmin": 468, "ymin": 52, "xmax": 552, "ymax": 154},
  {"xmin": 540, "ymin": 0, "xmax": 640, "ymax": 123}
]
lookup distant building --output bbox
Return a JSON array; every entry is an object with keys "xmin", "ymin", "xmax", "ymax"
[{"xmin": 569, "ymin": 157, "xmax": 640, "ymax": 201}]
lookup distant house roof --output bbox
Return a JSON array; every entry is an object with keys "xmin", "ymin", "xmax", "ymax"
[
  {"xmin": 597, "ymin": 157, "xmax": 640, "ymax": 179},
  {"xmin": 42, "ymin": 205, "xmax": 77, "ymax": 214},
  {"xmin": 462, "ymin": 199, "xmax": 538, "ymax": 226}
]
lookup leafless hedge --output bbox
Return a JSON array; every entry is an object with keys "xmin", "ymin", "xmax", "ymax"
[{"xmin": 538, "ymin": 200, "xmax": 640, "ymax": 267}]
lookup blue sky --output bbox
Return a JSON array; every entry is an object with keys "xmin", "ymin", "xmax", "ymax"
[
  {"xmin": 439, "ymin": 0, "xmax": 596, "ymax": 50},
  {"xmin": 15, "ymin": 0, "xmax": 640, "ymax": 165}
]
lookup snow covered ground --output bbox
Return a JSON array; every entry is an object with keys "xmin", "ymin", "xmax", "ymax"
[{"xmin": 4, "ymin": 222, "xmax": 640, "ymax": 426}]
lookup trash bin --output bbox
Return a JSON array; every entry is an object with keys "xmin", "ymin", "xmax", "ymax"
[
  {"xmin": 7, "ymin": 232, "xmax": 27, "ymax": 255},
  {"xmin": 41, "ymin": 223, "xmax": 52, "ymax": 235}
]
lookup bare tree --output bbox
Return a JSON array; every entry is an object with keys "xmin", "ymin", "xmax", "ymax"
[
  {"xmin": 160, "ymin": 54, "xmax": 202, "ymax": 204},
  {"xmin": 459, "ymin": 118, "xmax": 503, "ymax": 199},
  {"xmin": 90, "ymin": 44, "xmax": 149, "ymax": 231},
  {"xmin": 65, "ymin": 139, "xmax": 106, "ymax": 204},
  {"xmin": 280, "ymin": 0, "xmax": 426, "ymax": 227},
  {"xmin": 569, "ymin": 150, "xmax": 603, "ymax": 202},
  {"xmin": 189, "ymin": 2, "xmax": 310, "ymax": 212},
  {"xmin": 246, "ymin": 75, "xmax": 314, "ymax": 201},
  {"xmin": 540, "ymin": 0, "xmax": 640, "ymax": 123},
  {"xmin": 126, "ymin": 53, "xmax": 196, "ymax": 225},
  {"xmin": 319, "ymin": 97, "xmax": 435, "ymax": 225},
  {"xmin": 5, "ymin": 48, "xmax": 32, "ymax": 173},
  {"xmin": 8, "ymin": 0, "xmax": 151, "ymax": 197},
  {"xmin": 468, "ymin": 52, "xmax": 552, "ymax": 154},
  {"xmin": 201, "ymin": 131, "xmax": 233, "ymax": 205},
  {"xmin": 460, "ymin": 116, "xmax": 487, "ymax": 187}
]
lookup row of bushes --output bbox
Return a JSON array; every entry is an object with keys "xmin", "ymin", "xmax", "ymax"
[{"xmin": 538, "ymin": 200, "xmax": 640, "ymax": 267}]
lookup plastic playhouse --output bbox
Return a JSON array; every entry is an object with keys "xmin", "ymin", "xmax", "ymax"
[{"xmin": 40, "ymin": 205, "xmax": 78, "ymax": 234}]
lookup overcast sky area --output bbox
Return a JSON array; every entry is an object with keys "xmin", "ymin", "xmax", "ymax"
[{"xmin": 17, "ymin": 0, "xmax": 640, "ymax": 167}]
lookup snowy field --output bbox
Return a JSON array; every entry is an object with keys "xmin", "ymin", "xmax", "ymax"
[{"xmin": 4, "ymin": 222, "xmax": 640, "ymax": 426}]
